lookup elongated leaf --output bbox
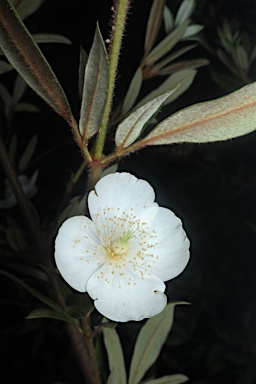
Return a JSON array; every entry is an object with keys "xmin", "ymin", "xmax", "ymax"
[
  {"xmin": 144, "ymin": 0, "xmax": 165, "ymax": 55},
  {"xmin": 79, "ymin": 24, "xmax": 109, "ymax": 139},
  {"xmin": 103, "ymin": 327, "xmax": 127, "ymax": 384},
  {"xmin": 155, "ymin": 44, "xmax": 197, "ymax": 71},
  {"xmin": 122, "ymin": 67, "xmax": 142, "ymax": 114},
  {"xmin": 182, "ymin": 24, "xmax": 204, "ymax": 40},
  {"xmin": 13, "ymin": 74, "xmax": 27, "ymax": 102},
  {"xmin": 0, "ymin": 269, "xmax": 67, "ymax": 313},
  {"xmin": 145, "ymin": 374, "xmax": 189, "ymax": 384},
  {"xmin": 18, "ymin": 134, "xmax": 37, "ymax": 172},
  {"xmin": 142, "ymin": 82, "xmax": 256, "ymax": 146},
  {"xmin": 78, "ymin": 48, "xmax": 88, "ymax": 98},
  {"xmin": 32, "ymin": 33, "xmax": 71, "ymax": 45},
  {"xmin": 0, "ymin": 0, "xmax": 74, "ymax": 124},
  {"xmin": 146, "ymin": 21, "xmax": 189, "ymax": 66},
  {"xmin": 11, "ymin": 0, "xmax": 45, "ymax": 20},
  {"xmin": 15, "ymin": 102, "xmax": 40, "ymax": 112},
  {"xmin": 0, "ymin": 84, "xmax": 12, "ymax": 106},
  {"xmin": 163, "ymin": 6, "xmax": 174, "ymax": 35},
  {"xmin": 137, "ymin": 69, "xmax": 196, "ymax": 108},
  {"xmin": 0, "ymin": 59, "xmax": 12, "ymax": 74},
  {"xmin": 129, "ymin": 303, "xmax": 184, "ymax": 384},
  {"xmin": 116, "ymin": 90, "xmax": 176, "ymax": 149},
  {"xmin": 27, "ymin": 308, "xmax": 77, "ymax": 323},
  {"xmin": 174, "ymin": 0, "xmax": 195, "ymax": 27}
]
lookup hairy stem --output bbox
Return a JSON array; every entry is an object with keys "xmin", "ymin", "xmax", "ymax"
[{"xmin": 94, "ymin": 0, "xmax": 131, "ymax": 159}]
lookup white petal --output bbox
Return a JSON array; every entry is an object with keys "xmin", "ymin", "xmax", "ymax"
[
  {"xmin": 139, "ymin": 206, "xmax": 190, "ymax": 281},
  {"xmin": 87, "ymin": 262, "xmax": 167, "ymax": 322},
  {"xmin": 54, "ymin": 216, "xmax": 105, "ymax": 292},
  {"xmin": 88, "ymin": 173, "xmax": 156, "ymax": 222}
]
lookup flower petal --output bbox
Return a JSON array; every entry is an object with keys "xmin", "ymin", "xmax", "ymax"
[
  {"xmin": 139, "ymin": 206, "xmax": 190, "ymax": 281},
  {"xmin": 54, "ymin": 216, "xmax": 105, "ymax": 292},
  {"xmin": 88, "ymin": 173, "xmax": 156, "ymax": 222},
  {"xmin": 87, "ymin": 262, "xmax": 167, "ymax": 322}
]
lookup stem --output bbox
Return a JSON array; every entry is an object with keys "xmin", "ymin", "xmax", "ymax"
[
  {"xmin": 69, "ymin": 116, "xmax": 92, "ymax": 163},
  {"xmin": 94, "ymin": 0, "xmax": 131, "ymax": 159},
  {"xmin": 82, "ymin": 315, "xmax": 102, "ymax": 384}
]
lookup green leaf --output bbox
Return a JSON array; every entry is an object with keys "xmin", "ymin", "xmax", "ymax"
[
  {"xmin": 0, "ymin": 83, "xmax": 12, "ymax": 106},
  {"xmin": 103, "ymin": 327, "xmax": 127, "ymax": 384},
  {"xmin": 11, "ymin": 0, "xmax": 45, "ymax": 20},
  {"xmin": 0, "ymin": 269, "xmax": 68, "ymax": 314},
  {"xmin": 32, "ymin": 33, "xmax": 71, "ymax": 45},
  {"xmin": 174, "ymin": 0, "xmax": 195, "ymax": 27},
  {"xmin": 142, "ymin": 82, "xmax": 256, "ymax": 146},
  {"xmin": 146, "ymin": 21, "xmax": 189, "ymax": 66},
  {"xmin": 18, "ymin": 134, "xmax": 37, "ymax": 172},
  {"xmin": 182, "ymin": 24, "xmax": 204, "ymax": 40},
  {"xmin": 79, "ymin": 24, "xmax": 109, "ymax": 139},
  {"xmin": 27, "ymin": 308, "xmax": 76, "ymax": 323},
  {"xmin": 235, "ymin": 45, "xmax": 249, "ymax": 71},
  {"xmin": 13, "ymin": 74, "xmax": 27, "ymax": 102},
  {"xmin": 144, "ymin": 0, "xmax": 165, "ymax": 55},
  {"xmin": 155, "ymin": 44, "xmax": 197, "ymax": 71},
  {"xmin": 116, "ymin": 90, "xmax": 176, "ymax": 149},
  {"xmin": 78, "ymin": 47, "xmax": 88, "ymax": 98},
  {"xmin": 0, "ymin": 0, "xmax": 74, "ymax": 125},
  {"xmin": 163, "ymin": 6, "xmax": 174, "ymax": 35},
  {"xmin": 128, "ymin": 303, "xmax": 185, "ymax": 384},
  {"xmin": 65, "ymin": 292, "xmax": 94, "ymax": 318},
  {"xmin": 137, "ymin": 69, "xmax": 197, "ymax": 108},
  {"xmin": 15, "ymin": 102, "xmax": 40, "ymax": 113},
  {"xmin": 122, "ymin": 67, "xmax": 142, "ymax": 114},
  {"xmin": 0, "ymin": 59, "xmax": 13, "ymax": 74},
  {"xmin": 145, "ymin": 374, "xmax": 189, "ymax": 384}
]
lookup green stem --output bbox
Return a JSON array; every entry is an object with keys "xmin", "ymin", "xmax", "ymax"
[
  {"xmin": 82, "ymin": 315, "xmax": 102, "ymax": 384},
  {"xmin": 93, "ymin": 0, "xmax": 131, "ymax": 159},
  {"xmin": 69, "ymin": 116, "xmax": 92, "ymax": 163}
]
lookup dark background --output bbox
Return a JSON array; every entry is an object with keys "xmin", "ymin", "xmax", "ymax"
[{"xmin": 1, "ymin": 0, "xmax": 256, "ymax": 383}]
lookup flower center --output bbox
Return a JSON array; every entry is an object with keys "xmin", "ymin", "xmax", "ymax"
[{"xmin": 107, "ymin": 230, "xmax": 134, "ymax": 260}]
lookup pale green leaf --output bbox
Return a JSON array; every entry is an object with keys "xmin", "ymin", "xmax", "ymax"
[
  {"xmin": 18, "ymin": 134, "xmax": 37, "ymax": 172},
  {"xmin": 78, "ymin": 47, "xmax": 88, "ymax": 98},
  {"xmin": 174, "ymin": 0, "xmax": 195, "ymax": 27},
  {"xmin": 158, "ymin": 59, "xmax": 207, "ymax": 77},
  {"xmin": 163, "ymin": 6, "xmax": 174, "ymax": 35},
  {"xmin": 122, "ymin": 67, "xmax": 142, "ymax": 114},
  {"xmin": 235, "ymin": 45, "xmax": 249, "ymax": 71},
  {"xmin": 100, "ymin": 163, "xmax": 118, "ymax": 178},
  {"xmin": 11, "ymin": 0, "xmax": 45, "ymax": 20},
  {"xmin": 32, "ymin": 33, "xmax": 71, "ymax": 45},
  {"xmin": 182, "ymin": 24, "xmax": 204, "ymax": 40},
  {"xmin": 79, "ymin": 24, "xmax": 109, "ymax": 139},
  {"xmin": 0, "ymin": 269, "xmax": 68, "ymax": 314},
  {"xmin": 0, "ymin": 59, "xmax": 13, "ymax": 74},
  {"xmin": 146, "ymin": 21, "xmax": 189, "ymax": 66},
  {"xmin": 145, "ymin": 374, "xmax": 189, "ymax": 384},
  {"xmin": 154, "ymin": 44, "xmax": 197, "ymax": 71},
  {"xmin": 0, "ymin": 0, "xmax": 74, "ymax": 125},
  {"xmin": 13, "ymin": 74, "xmax": 27, "ymax": 103},
  {"xmin": 15, "ymin": 102, "xmax": 40, "ymax": 112},
  {"xmin": 116, "ymin": 90, "xmax": 176, "ymax": 149},
  {"xmin": 128, "ymin": 303, "xmax": 184, "ymax": 384},
  {"xmin": 142, "ymin": 82, "xmax": 256, "ymax": 146},
  {"xmin": 103, "ymin": 327, "xmax": 127, "ymax": 384},
  {"xmin": 137, "ymin": 69, "xmax": 197, "ymax": 108},
  {"xmin": 144, "ymin": 0, "xmax": 165, "ymax": 55},
  {"xmin": 27, "ymin": 308, "xmax": 76, "ymax": 323}
]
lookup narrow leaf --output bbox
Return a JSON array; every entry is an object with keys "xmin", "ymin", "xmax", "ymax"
[
  {"xmin": 155, "ymin": 44, "xmax": 197, "ymax": 71},
  {"xmin": 79, "ymin": 24, "xmax": 109, "ymax": 139},
  {"xmin": 103, "ymin": 327, "xmax": 127, "ymax": 384},
  {"xmin": 0, "ymin": 59, "xmax": 12, "ymax": 74},
  {"xmin": 15, "ymin": 102, "xmax": 40, "ymax": 112},
  {"xmin": 0, "ymin": 84, "xmax": 12, "ymax": 106},
  {"xmin": 182, "ymin": 24, "xmax": 204, "ymax": 40},
  {"xmin": 0, "ymin": 269, "xmax": 67, "ymax": 314},
  {"xmin": 174, "ymin": 0, "xmax": 195, "ymax": 27},
  {"xmin": 142, "ymin": 82, "xmax": 256, "ymax": 146},
  {"xmin": 27, "ymin": 308, "xmax": 77, "ymax": 323},
  {"xmin": 163, "ymin": 6, "xmax": 174, "ymax": 35},
  {"xmin": 129, "ymin": 303, "xmax": 183, "ymax": 384},
  {"xmin": 146, "ymin": 21, "xmax": 189, "ymax": 66},
  {"xmin": 13, "ymin": 74, "xmax": 27, "ymax": 102},
  {"xmin": 122, "ymin": 67, "xmax": 142, "ymax": 114},
  {"xmin": 78, "ymin": 47, "xmax": 88, "ymax": 98},
  {"xmin": 18, "ymin": 134, "xmax": 37, "ymax": 172},
  {"xmin": 116, "ymin": 90, "xmax": 176, "ymax": 149},
  {"xmin": 32, "ymin": 33, "xmax": 71, "ymax": 45},
  {"xmin": 145, "ymin": 374, "xmax": 189, "ymax": 384},
  {"xmin": 11, "ymin": 0, "xmax": 45, "ymax": 20},
  {"xmin": 137, "ymin": 69, "xmax": 196, "ymax": 108},
  {"xmin": 0, "ymin": 0, "xmax": 74, "ymax": 124},
  {"xmin": 144, "ymin": 0, "xmax": 165, "ymax": 55}
]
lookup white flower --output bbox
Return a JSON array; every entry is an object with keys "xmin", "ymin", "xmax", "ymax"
[
  {"xmin": 55, "ymin": 172, "xmax": 190, "ymax": 322},
  {"xmin": 0, "ymin": 170, "xmax": 38, "ymax": 209}
]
